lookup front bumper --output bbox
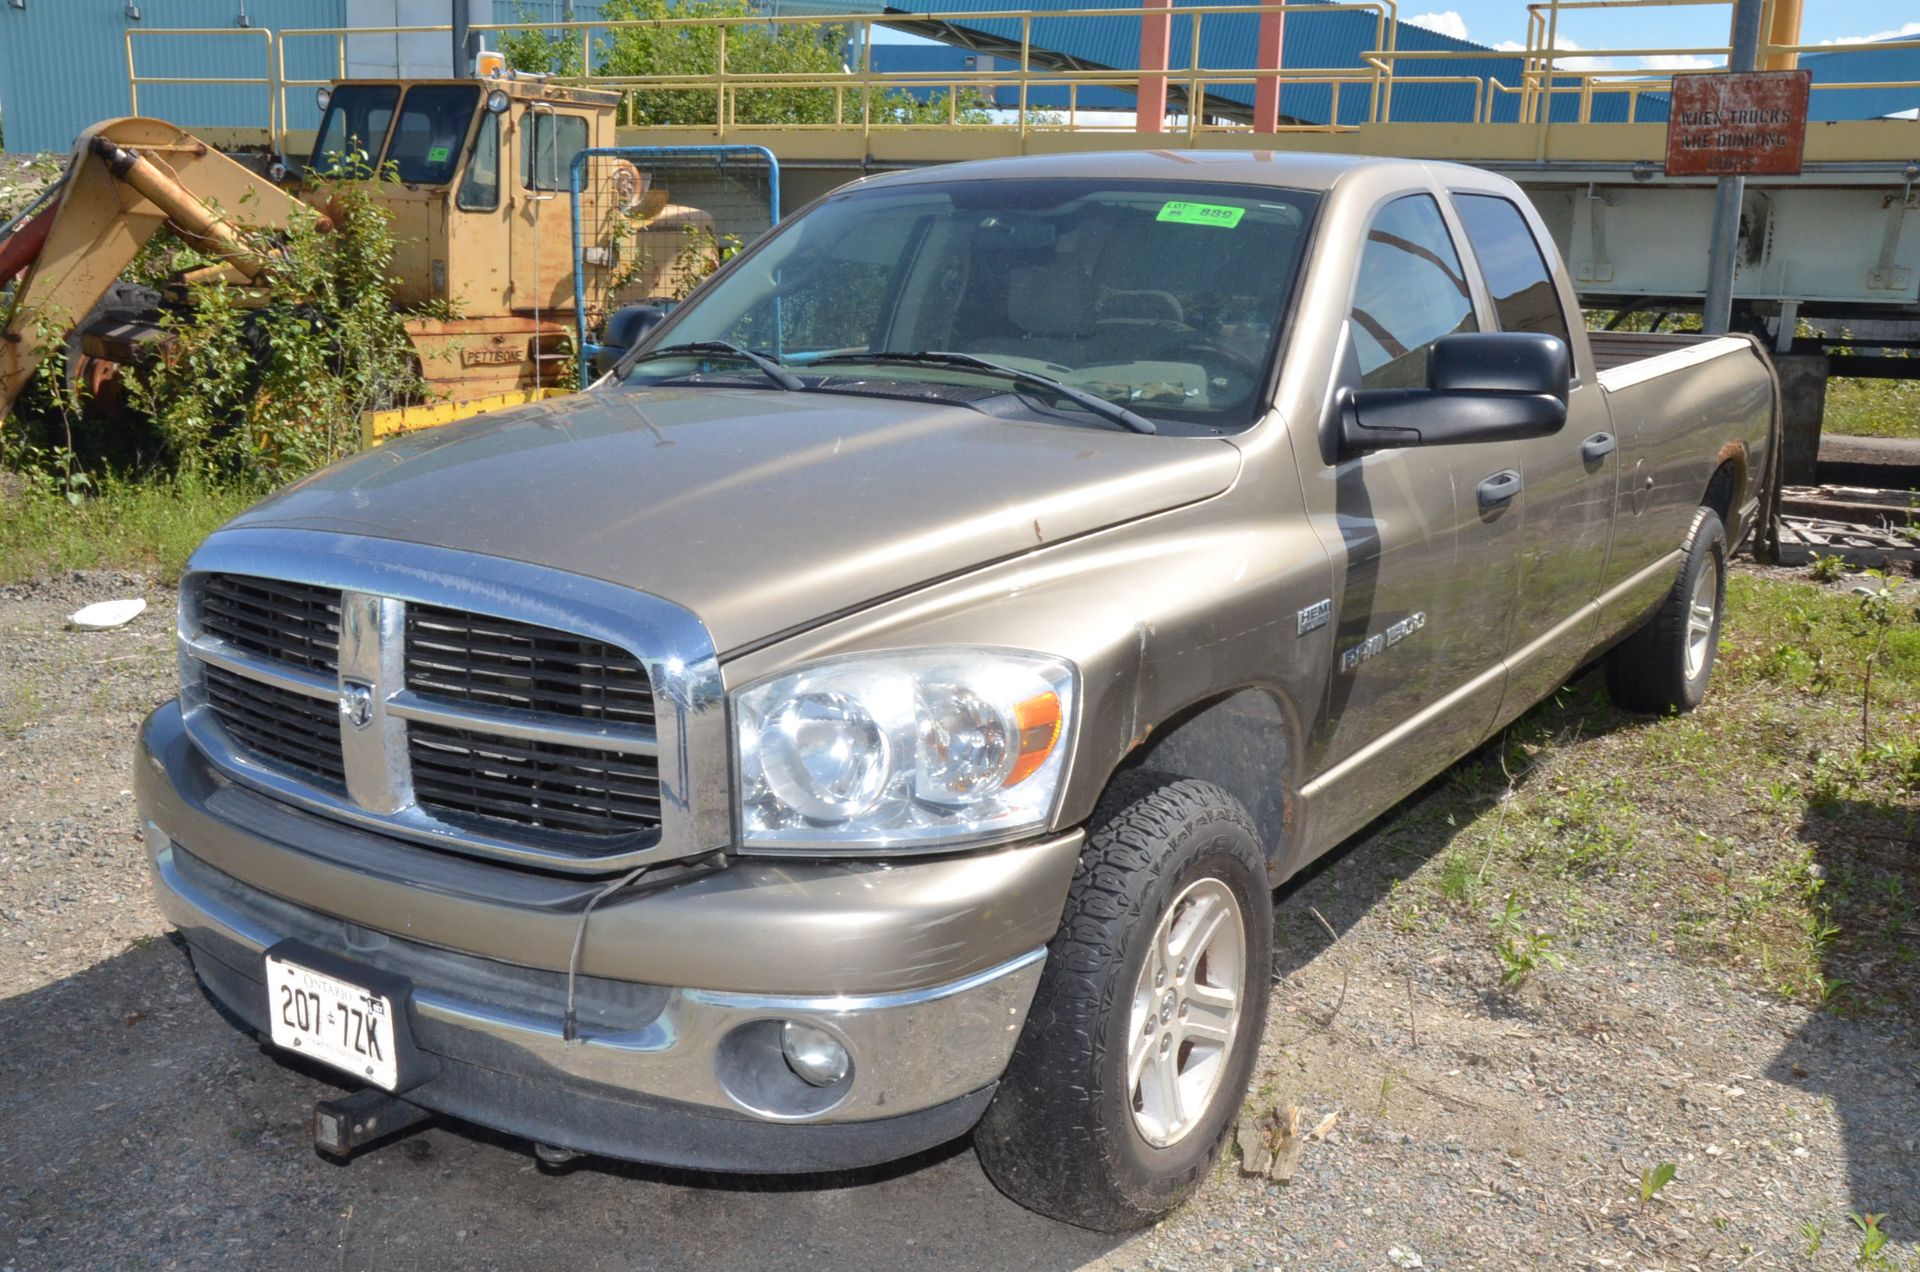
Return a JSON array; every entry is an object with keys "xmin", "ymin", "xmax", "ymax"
[{"xmin": 137, "ymin": 703, "xmax": 1080, "ymax": 1171}]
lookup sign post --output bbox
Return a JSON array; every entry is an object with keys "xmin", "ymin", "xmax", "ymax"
[{"xmin": 1689, "ymin": 0, "xmax": 1804, "ymax": 334}]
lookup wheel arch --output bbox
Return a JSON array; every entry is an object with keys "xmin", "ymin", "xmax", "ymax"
[
  {"xmin": 1114, "ymin": 685, "xmax": 1302, "ymax": 881},
  {"xmin": 1705, "ymin": 443, "xmax": 1747, "ymax": 529}
]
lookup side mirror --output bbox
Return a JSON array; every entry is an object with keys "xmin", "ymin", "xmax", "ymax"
[
  {"xmin": 1340, "ymin": 332, "xmax": 1571, "ymax": 454},
  {"xmin": 594, "ymin": 304, "xmax": 668, "ymax": 379}
]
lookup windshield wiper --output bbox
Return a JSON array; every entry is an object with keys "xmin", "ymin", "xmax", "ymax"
[
  {"xmin": 809, "ymin": 351, "xmax": 1157, "ymax": 435},
  {"xmin": 624, "ymin": 341, "xmax": 805, "ymax": 392}
]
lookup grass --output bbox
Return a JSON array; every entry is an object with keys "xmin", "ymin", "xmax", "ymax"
[
  {"xmin": 0, "ymin": 475, "xmax": 258, "ymax": 584},
  {"xmin": 1824, "ymin": 375, "xmax": 1920, "ymax": 441},
  {"xmin": 1402, "ymin": 569, "xmax": 1920, "ymax": 1015}
]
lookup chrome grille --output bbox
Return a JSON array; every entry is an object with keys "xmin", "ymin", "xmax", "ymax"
[
  {"xmin": 405, "ymin": 604, "xmax": 656, "ymax": 728},
  {"xmin": 199, "ymin": 574, "xmax": 340, "ymax": 675},
  {"xmin": 182, "ymin": 569, "xmax": 666, "ymax": 869},
  {"xmin": 202, "ymin": 663, "xmax": 347, "ymax": 788},
  {"xmin": 409, "ymin": 723, "xmax": 663, "ymax": 836}
]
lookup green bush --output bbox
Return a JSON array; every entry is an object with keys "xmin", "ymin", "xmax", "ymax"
[{"xmin": 122, "ymin": 176, "xmax": 426, "ymax": 485}]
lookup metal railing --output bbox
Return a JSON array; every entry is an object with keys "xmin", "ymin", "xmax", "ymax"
[
  {"xmin": 125, "ymin": 25, "xmax": 278, "ymax": 138},
  {"xmin": 118, "ymin": 1, "xmax": 1920, "ymax": 156}
]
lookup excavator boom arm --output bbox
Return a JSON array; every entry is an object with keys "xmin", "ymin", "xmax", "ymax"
[{"xmin": 0, "ymin": 117, "xmax": 316, "ymax": 422}]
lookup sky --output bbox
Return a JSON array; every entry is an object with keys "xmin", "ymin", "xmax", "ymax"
[
  {"xmin": 873, "ymin": 3, "xmax": 1920, "ymax": 59},
  {"xmin": 1400, "ymin": 3, "xmax": 1919, "ymax": 68}
]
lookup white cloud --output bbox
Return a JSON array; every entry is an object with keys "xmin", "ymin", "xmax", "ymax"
[
  {"xmin": 1639, "ymin": 54, "xmax": 1717, "ymax": 70},
  {"xmin": 1407, "ymin": 11, "xmax": 1470, "ymax": 41},
  {"xmin": 1556, "ymin": 37, "xmax": 1615, "ymax": 72},
  {"xmin": 1819, "ymin": 21, "xmax": 1920, "ymax": 45}
]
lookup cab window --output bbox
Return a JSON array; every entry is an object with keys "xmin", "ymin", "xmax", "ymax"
[
  {"xmin": 456, "ymin": 111, "xmax": 500, "ymax": 211},
  {"xmin": 309, "ymin": 85, "xmax": 398, "ymax": 175},
  {"xmin": 524, "ymin": 113, "xmax": 589, "ymax": 192},
  {"xmin": 1349, "ymin": 194, "xmax": 1477, "ymax": 390},
  {"xmin": 1452, "ymin": 193, "xmax": 1572, "ymax": 347},
  {"xmin": 386, "ymin": 85, "xmax": 480, "ymax": 185}
]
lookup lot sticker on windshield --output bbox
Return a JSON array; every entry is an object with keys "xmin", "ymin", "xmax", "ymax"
[
  {"xmin": 427, "ymin": 145, "xmax": 451, "ymax": 163},
  {"xmin": 1157, "ymin": 201, "xmax": 1245, "ymax": 229}
]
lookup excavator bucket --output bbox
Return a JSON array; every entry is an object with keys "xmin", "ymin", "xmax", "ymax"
[{"xmin": 0, "ymin": 117, "xmax": 314, "ymax": 422}]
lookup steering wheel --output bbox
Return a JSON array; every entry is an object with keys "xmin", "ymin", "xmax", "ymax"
[{"xmin": 1158, "ymin": 340, "xmax": 1263, "ymax": 377}]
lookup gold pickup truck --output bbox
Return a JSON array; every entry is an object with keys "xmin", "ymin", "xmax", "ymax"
[{"xmin": 136, "ymin": 150, "xmax": 1777, "ymax": 1230}]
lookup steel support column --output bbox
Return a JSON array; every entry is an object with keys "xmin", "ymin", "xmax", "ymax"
[
  {"xmin": 1253, "ymin": 2, "xmax": 1285, "ymax": 133},
  {"xmin": 1703, "ymin": 0, "xmax": 1765, "ymax": 334},
  {"xmin": 1137, "ymin": 0, "xmax": 1171, "ymax": 133}
]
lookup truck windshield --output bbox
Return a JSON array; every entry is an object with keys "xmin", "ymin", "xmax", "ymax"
[
  {"xmin": 309, "ymin": 85, "xmax": 399, "ymax": 176},
  {"xmin": 631, "ymin": 178, "xmax": 1318, "ymax": 431}
]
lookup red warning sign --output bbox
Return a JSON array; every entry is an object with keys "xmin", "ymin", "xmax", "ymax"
[{"xmin": 1665, "ymin": 70, "xmax": 1812, "ymax": 177}]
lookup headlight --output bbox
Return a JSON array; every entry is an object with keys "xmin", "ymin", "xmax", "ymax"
[{"xmin": 734, "ymin": 649, "xmax": 1075, "ymax": 855}]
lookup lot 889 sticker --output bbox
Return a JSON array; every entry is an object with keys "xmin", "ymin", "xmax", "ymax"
[{"xmin": 1156, "ymin": 200, "xmax": 1247, "ymax": 229}]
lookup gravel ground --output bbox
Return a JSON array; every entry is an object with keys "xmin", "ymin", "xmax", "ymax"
[{"xmin": 1, "ymin": 570, "xmax": 1915, "ymax": 1271}]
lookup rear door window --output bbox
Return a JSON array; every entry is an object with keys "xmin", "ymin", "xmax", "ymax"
[
  {"xmin": 1349, "ymin": 194, "xmax": 1477, "ymax": 390},
  {"xmin": 524, "ymin": 113, "xmax": 589, "ymax": 192},
  {"xmin": 1452, "ymin": 193, "xmax": 1572, "ymax": 347}
]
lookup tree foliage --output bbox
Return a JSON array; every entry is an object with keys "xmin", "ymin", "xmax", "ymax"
[{"xmin": 498, "ymin": 0, "xmax": 991, "ymax": 127}]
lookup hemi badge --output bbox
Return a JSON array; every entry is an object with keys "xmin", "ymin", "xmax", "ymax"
[{"xmin": 1297, "ymin": 599, "xmax": 1331, "ymax": 636}]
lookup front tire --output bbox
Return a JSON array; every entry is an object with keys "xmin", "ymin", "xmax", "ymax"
[
  {"xmin": 1605, "ymin": 506, "xmax": 1727, "ymax": 714},
  {"xmin": 974, "ymin": 774, "xmax": 1273, "ymax": 1231}
]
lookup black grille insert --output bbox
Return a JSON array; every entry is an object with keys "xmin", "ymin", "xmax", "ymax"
[
  {"xmin": 408, "ymin": 724, "xmax": 662, "ymax": 838},
  {"xmin": 199, "ymin": 574, "xmax": 340, "ymax": 674},
  {"xmin": 405, "ymin": 605, "xmax": 655, "ymax": 729},
  {"xmin": 202, "ymin": 664, "xmax": 346, "ymax": 788}
]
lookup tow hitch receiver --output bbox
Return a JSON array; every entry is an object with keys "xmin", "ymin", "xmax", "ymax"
[{"xmin": 313, "ymin": 1088, "xmax": 432, "ymax": 1159}]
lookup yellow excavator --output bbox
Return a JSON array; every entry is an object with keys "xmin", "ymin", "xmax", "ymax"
[{"xmin": 0, "ymin": 68, "xmax": 715, "ymax": 441}]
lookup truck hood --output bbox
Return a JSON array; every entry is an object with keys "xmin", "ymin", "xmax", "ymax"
[{"xmin": 228, "ymin": 387, "xmax": 1242, "ymax": 653}]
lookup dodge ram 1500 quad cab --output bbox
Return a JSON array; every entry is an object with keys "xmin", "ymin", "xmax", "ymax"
[{"xmin": 138, "ymin": 150, "xmax": 1777, "ymax": 1230}]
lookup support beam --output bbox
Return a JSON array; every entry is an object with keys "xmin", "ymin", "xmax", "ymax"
[
  {"xmin": 1253, "ymin": 3, "xmax": 1285, "ymax": 134},
  {"xmin": 1762, "ymin": 0, "xmax": 1803, "ymax": 71},
  {"xmin": 451, "ymin": 0, "xmax": 471, "ymax": 78},
  {"xmin": 1774, "ymin": 353, "xmax": 1828, "ymax": 485},
  {"xmin": 1137, "ymin": 0, "xmax": 1171, "ymax": 134},
  {"xmin": 1702, "ymin": 0, "xmax": 1765, "ymax": 335}
]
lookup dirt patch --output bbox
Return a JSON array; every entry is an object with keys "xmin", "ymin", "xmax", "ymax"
[{"xmin": 1, "ymin": 567, "xmax": 1915, "ymax": 1270}]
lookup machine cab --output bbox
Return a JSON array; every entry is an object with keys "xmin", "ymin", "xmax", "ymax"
[{"xmin": 305, "ymin": 73, "xmax": 619, "ymax": 317}]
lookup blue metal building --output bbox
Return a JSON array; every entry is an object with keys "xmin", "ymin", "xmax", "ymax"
[{"xmin": 5, "ymin": 2, "xmax": 1914, "ymax": 154}]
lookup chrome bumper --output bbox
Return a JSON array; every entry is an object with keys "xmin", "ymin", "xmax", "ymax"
[
  {"xmin": 150, "ymin": 835, "xmax": 1044, "ymax": 1126},
  {"xmin": 136, "ymin": 702, "xmax": 1078, "ymax": 1148}
]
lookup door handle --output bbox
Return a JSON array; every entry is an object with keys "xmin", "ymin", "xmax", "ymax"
[
  {"xmin": 1476, "ymin": 469, "xmax": 1522, "ymax": 510},
  {"xmin": 1580, "ymin": 431, "xmax": 1618, "ymax": 464}
]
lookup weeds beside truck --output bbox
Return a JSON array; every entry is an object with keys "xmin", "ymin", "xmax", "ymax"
[{"xmin": 136, "ymin": 150, "xmax": 1777, "ymax": 1229}]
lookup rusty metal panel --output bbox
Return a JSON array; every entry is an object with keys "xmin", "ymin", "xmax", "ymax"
[{"xmin": 1665, "ymin": 70, "xmax": 1812, "ymax": 177}]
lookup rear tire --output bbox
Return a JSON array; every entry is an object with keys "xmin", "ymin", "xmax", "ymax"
[
  {"xmin": 974, "ymin": 773, "xmax": 1272, "ymax": 1231},
  {"xmin": 1605, "ymin": 506, "xmax": 1727, "ymax": 714}
]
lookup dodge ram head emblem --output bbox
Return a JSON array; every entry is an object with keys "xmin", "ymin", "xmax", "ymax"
[{"xmin": 339, "ymin": 682, "xmax": 376, "ymax": 731}]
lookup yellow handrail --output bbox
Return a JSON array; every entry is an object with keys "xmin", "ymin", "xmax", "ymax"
[
  {"xmin": 117, "ymin": 2, "xmax": 1920, "ymax": 149},
  {"xmin": 125, "ymin": 26, "xmax": 278, "ymax": 140}
]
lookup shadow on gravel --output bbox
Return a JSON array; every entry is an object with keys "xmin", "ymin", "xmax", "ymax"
[
  {"xmin": 0, "ymin": 937, "xmax": 1122, "ymax": 1272},
  {"xmin": 1765, "ymin": 795, "xmax": 1920, "ymax": 1216},
  {"xmin": 1267, "ymin": 671, "xmax": 1640, "ymax": 969}
]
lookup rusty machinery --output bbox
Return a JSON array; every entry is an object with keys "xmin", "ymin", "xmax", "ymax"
[{"xmin": 0, "ymin": 69, "xmax": 715, "ymax": 437}]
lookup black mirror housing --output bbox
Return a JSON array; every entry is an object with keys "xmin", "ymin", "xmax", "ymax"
[
  {"xmin": 595, "ymin": 305, "xmax": 668, "ymax": 379},
  {"xmin": 1341, "ymin": 332, "xmax": 1571, "ymax": 453}
]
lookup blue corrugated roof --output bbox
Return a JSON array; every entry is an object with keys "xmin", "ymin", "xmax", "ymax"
[
  {"xmin": 876, "ymin": 1, "xmax": 1642, "ymax": 123},
  {"xmin": 1802, "ymin": 35, "xmax": 1920, "ymax": 121}
]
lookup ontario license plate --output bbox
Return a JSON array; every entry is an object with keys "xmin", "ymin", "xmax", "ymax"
[{"xmin": 265, "ymin": 952, "xmax": 399, "ymax": 1090}]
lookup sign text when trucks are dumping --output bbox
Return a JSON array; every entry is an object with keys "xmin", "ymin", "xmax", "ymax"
[{"xmin": 1664, "ymin": 70, "xmax": 1813, "ymax": 177}]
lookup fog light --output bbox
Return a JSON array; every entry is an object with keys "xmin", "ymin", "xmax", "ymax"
[{"xmin": 779, "ymin": 1021, "xmax": 849, "ymax": 1087}]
